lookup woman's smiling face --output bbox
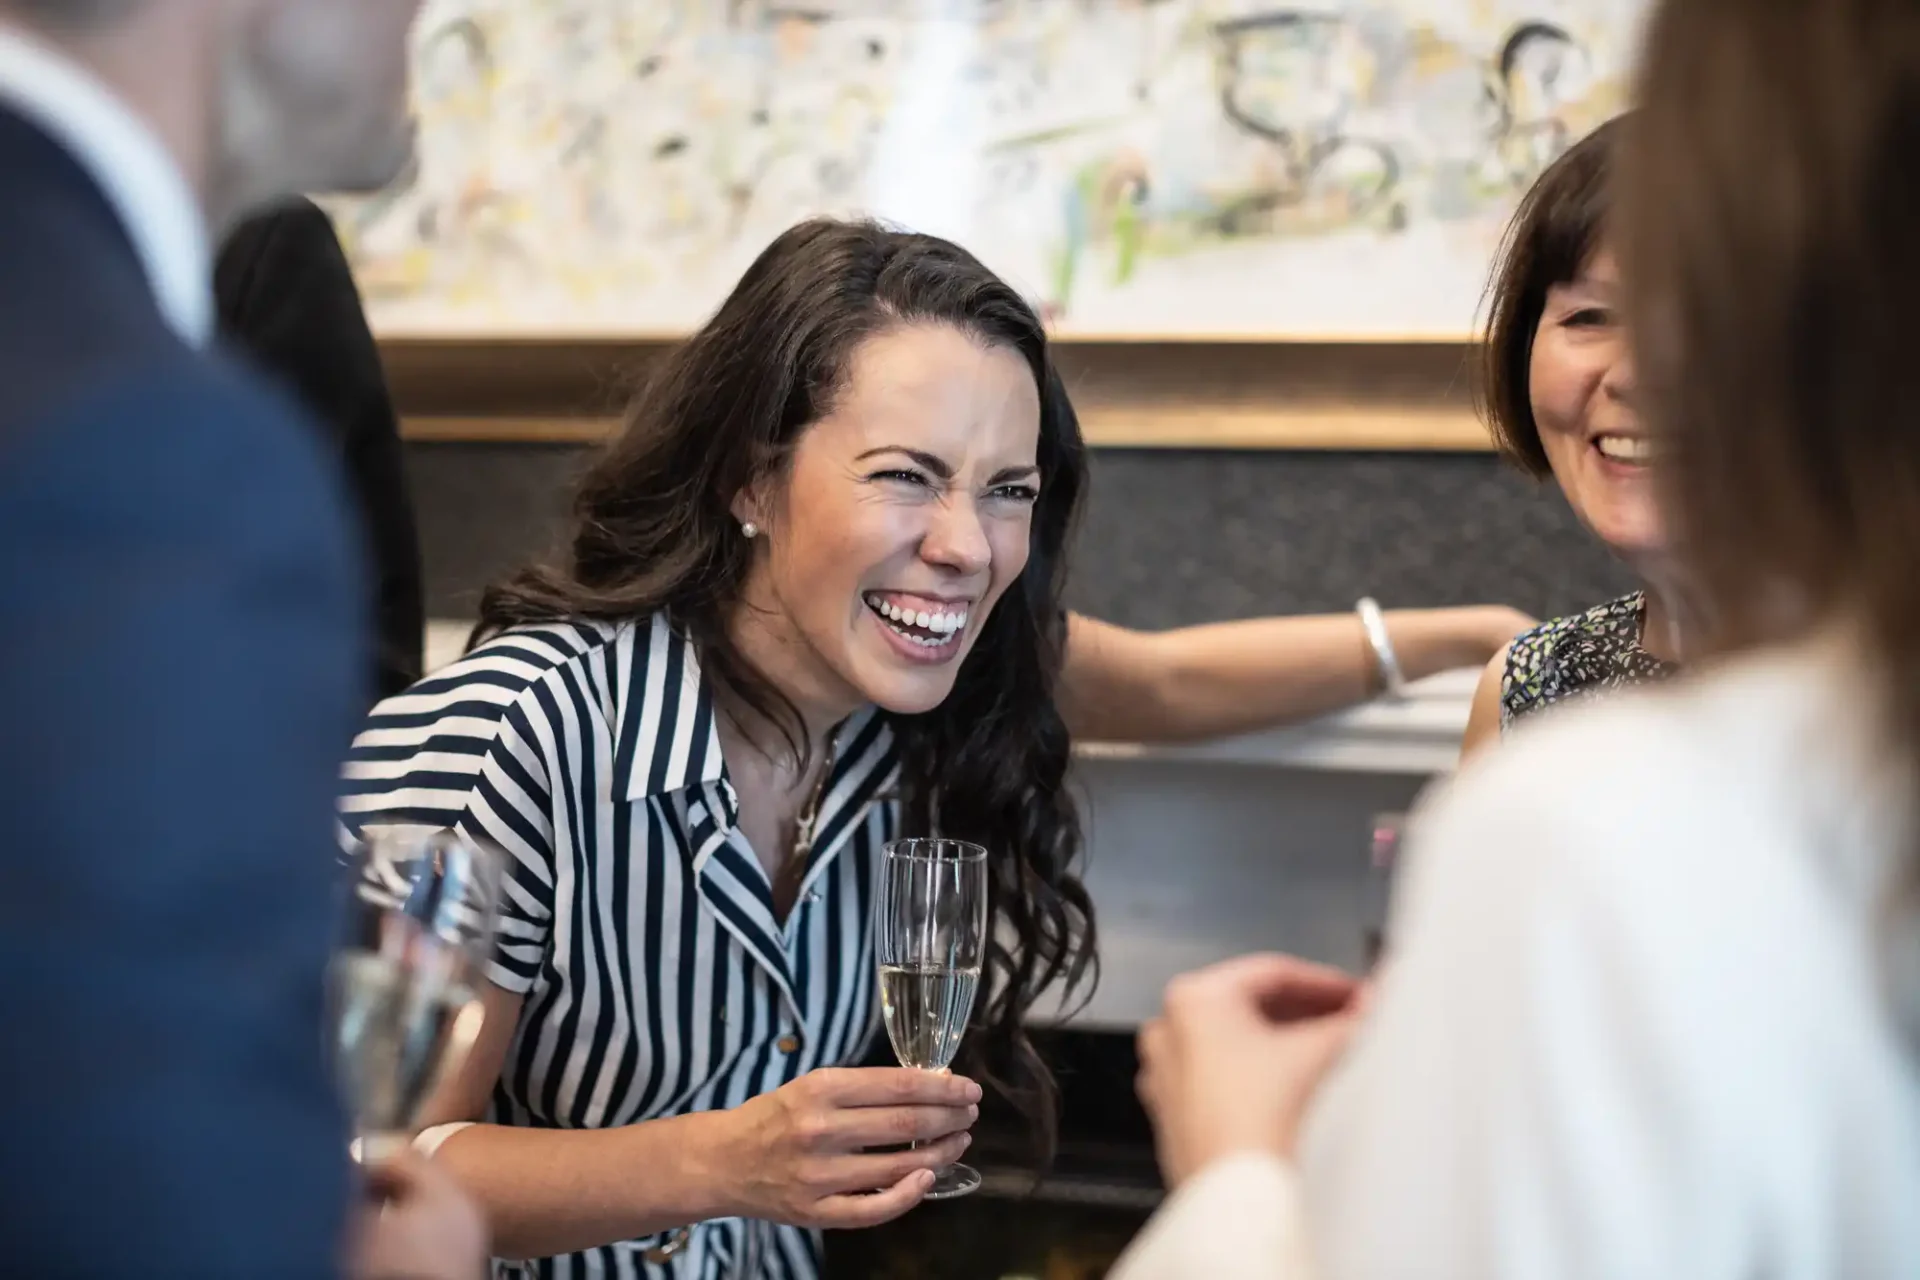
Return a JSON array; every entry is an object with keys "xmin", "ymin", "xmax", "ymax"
[
  {"xmin": 1529, "ymin": 247, "xmax": 1664, "ymax": 560},
  {"xmin": 735, "ymin": 322, "xmax": 1043, "ymax": 721}
]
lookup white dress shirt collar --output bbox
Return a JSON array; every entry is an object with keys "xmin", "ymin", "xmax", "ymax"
[{"xmin": 0, "ymin": 25, "xmax": 212, "ymax": 346}]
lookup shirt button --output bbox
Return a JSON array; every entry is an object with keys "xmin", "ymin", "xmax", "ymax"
[
  {"xmin": 642, "ymin": 1227, "xmax": 691, "ymax": 1263},
  {"xmin": 776, "ymin": 1033, "xmax": 802, "ymax": 1054}
]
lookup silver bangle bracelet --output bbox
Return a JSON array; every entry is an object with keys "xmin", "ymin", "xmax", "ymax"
[{"xmin": 1356, "ymin": 597, "xmax": 1408, "ymax": 696}]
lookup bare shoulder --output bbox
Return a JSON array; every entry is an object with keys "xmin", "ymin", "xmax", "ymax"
[{"xmin": 1458, "ymin": 642, "xmax": 1512, "ymax": 762}]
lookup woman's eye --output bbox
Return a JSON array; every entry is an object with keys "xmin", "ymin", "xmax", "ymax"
[
  {"xmin": 873, "ymin": 469, "xmax": 933, "ymax": 489},
  {"xmin": 989, "ymin": 484, "xmax": 1040, "ymax": 504},
  {"xmin": 1565, "ymin": 306, "xmax": 1613, "ymax": 328}
]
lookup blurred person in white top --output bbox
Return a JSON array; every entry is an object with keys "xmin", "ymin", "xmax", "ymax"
[{"xmin": 1115, "ymin": 0, "xmax": 1920, "ymax": 1276}]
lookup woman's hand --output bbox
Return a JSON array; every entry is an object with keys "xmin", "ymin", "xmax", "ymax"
[
  {"xmin": 1136, "ymin": 955, "xmax": 1365, "ymax": 1190},
  {"xmin": 711, "ymin": 1067, "xmax": 981, "ymax": 1229},
  {"xmin": 347, "ymin": 1149, "xmax": 490, "ymax": 1280}
]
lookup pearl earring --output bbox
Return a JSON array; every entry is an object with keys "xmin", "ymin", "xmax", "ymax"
[{"xmin": 741, "ymin": 521, "xmax": 760, "ymax": 539}]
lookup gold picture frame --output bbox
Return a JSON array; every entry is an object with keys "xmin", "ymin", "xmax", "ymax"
[{"xmin": 385, "ymin": 338, "xmax": 1494, "ymax": 452}]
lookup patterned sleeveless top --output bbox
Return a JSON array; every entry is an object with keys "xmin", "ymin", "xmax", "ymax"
[{"xmin": 1501, "ymin": 592, "xmax": 1676, "ymax": 730}]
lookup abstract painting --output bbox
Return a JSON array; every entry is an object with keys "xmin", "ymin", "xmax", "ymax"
[{"xmin": 334, "ymin": 0, "xmax": 1640, "ymax": 339}]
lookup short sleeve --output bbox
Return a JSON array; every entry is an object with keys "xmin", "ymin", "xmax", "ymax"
[{"xmin": 340, "ymin": 671, "xmax": 557, "ymax": 994}]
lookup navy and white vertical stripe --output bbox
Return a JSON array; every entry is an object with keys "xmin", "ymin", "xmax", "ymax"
[{"xmin": 340, "ymin": 613, "xmax": 901, "ymax": 1279}]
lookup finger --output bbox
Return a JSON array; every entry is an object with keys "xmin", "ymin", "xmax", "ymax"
[
  {"xmin": 1136, "ymin": 1017, "xmax": 1165, "ymax": 1067},
  {"xmin": 1255, "ymin": 966, "xmax": 1363, "ymax": 1021},
  {"xmin": 1134, "ymin": 1020, "xmax": 1165, "ymax": 1107},
  {"xmin": 1133, "ymin": 1063, "xmax": 1157, "ymax": 1117},
  {"xmin": 363, "ymin": 1148, "xmax": 474, "ymax": 1219},
  {"xmin": 810, "ymin": 1066, "xmax": 983, "ymax": 1108},
  {"xmin": 824, "ymin": 1103, "xmax": 978, "ymax": 1149},
  {"xmin": 813, "ymin": 1169, "xmax": 936, "ymax": 1230},
  {"xmin": 1219, "ymin": 952, "xmax": 1357, "ymax": 999},
  {"xmin": 1170, "ymin": 954, "xmax": 1358, "ymax": 1021},
  {"xmin": 359, "ymin": 1148, "xmax": 429, "ymax": 1202},
  {"xmin": 816, "ymin": 1130, "xmax": 971, "ymax": 1195},
  {"xmin": 1188, "ymin": 952, "xmax": 1355, "ymax": 992}
]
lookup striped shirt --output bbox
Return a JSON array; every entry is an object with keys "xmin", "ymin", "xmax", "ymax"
[{"xmin": 340, "ymin": 613, "xmax": 902, "ymax": 1279}]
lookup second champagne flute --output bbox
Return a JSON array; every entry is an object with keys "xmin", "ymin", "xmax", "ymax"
[
  {"xmin": 873, "ymin": 837, "xmax": 989, "ymax": 1200},
  {"xmin": 331, "ymin": 826, "xmax": 501, "ymax": 1163}
]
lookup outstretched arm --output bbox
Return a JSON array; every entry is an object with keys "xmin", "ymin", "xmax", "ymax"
[{"xmin": 1060, "ymin": 607, "xmax": 1534, "ymax": 743}]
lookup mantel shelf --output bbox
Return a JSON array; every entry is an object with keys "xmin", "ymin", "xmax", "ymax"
[{"xmin": 385, "ymin": 338, "xmax": 1497, "ymax": 452}]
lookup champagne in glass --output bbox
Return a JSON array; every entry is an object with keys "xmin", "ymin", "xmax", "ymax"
[
  {"xmin": 332, "ymin": 827, "xmax": 501, "ymax": 1163},
  {"xmin": 873, "ymin": 837, "xmax": 989, "ymax": 1200},
  {"xmin": 878, "ymin": 964, "xmax": 980, "ymax": 1071}
]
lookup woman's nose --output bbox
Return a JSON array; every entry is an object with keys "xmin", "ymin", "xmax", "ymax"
[
  {"xmin": 1604, "ymin": 344, "xmax": 1638, "ymax": 405},
  {"xmin": 920, "ymin": 501, "xmax": 992, "ymax": 576}
]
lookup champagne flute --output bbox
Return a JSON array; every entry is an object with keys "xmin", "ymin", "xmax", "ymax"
[
  {"xmin": 331, "ymin": 826, "xmax": 502, "ymax": 1164},
  {"xmin": 873, "ymin": 837, "xmax": 989, "ymax": 1200}
]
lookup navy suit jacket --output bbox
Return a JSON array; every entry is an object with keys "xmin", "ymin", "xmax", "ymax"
[{"xmin": 0, "ymin": 107, "xmax": 360, "ymax": 1274}]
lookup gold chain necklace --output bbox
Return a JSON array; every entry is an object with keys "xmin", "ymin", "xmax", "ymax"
[{"xmin": 776, "ymin": 740, "xmax": 836, "ymax": 909}]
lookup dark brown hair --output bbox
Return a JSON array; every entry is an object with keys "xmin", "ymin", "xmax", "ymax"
[
  {"xmin": 1478, "ymin": 117, "xmax": 1623, "ymax": 477},
  {"xmin": 1620, "ymin": 0, "xmax": 1920, "ymax": 1032},
  {"xmin": 478, "ymin": 218, "xmax": 1096, "ymax": 1158}
]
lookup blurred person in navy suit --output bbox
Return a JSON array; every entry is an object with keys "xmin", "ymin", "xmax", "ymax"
[{"xmin": 0, "ymin": 0, "xmax": 478, "ymax": 1275}]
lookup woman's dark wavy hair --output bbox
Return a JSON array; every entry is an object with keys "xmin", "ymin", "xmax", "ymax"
[
  {"xmin": 477, "ymin": 217, "xmax": 1097, "ymax": 1159},
  {"xmin": 1477, "ymin": 115, "xmax": 1623, "ymax": 477}
]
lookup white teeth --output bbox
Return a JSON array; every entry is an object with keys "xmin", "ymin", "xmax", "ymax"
[
  {"xmin": 864, "ymin": 595, "xmax": 969, "ymax": 646},
  {"xmin": 1595, "ymin": 435, "xmax": 1651, "ymax": 462}
]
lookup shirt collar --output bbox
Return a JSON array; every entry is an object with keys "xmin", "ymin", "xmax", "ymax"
[
  {"xmin": 0, "ymin": 25, "xmax": 212, "ymax": 345},
  {"xmin": 616, "ymin": 613, "xmax": 731, "ymax": 803},
  {"xmin": 612, "ymin": 613, "xmax": 892, "ymax": 812}
]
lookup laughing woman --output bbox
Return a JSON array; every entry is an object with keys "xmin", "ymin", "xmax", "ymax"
[
  {"xmin": 340, "ymin": 215, "xmax": 1526, "ymax": 1277},
  {"xmin": 341, "ymin": 220, "xmax": 1093, "ymax": 1278}
]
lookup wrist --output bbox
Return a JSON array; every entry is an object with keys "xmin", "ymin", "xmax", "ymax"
[
  {"xmin": 1357, "ymin": 598, "xmax": 1407, "ymax": 695},
  {"xmin": 654, "ymin": 1108, "xmax": 752, "ymax": 1224}
]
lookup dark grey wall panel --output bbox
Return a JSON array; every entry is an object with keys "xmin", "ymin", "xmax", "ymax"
[
  {"xmin": 410, "ymin": 444, "xmax": 585, "ymax": 618},
  {"xmin": 407, "ymin": 443, "xmax": 1631, "ymax": 625},
  {"xmin": 1066, "ymin": 450, "xmax": 1630, "ymax": 626}
]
